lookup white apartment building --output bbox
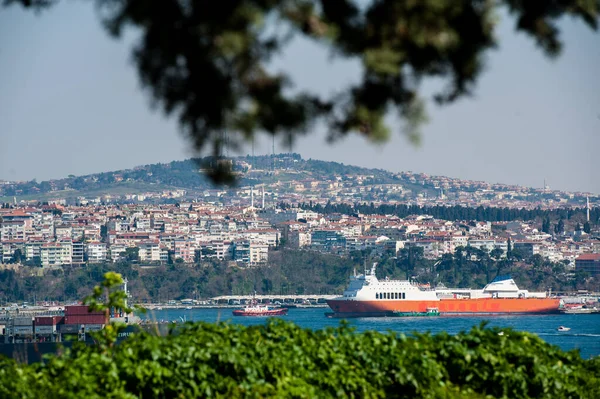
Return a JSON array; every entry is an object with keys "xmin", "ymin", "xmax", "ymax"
[
  {"xmin": 0, "ymin": 220, "xmax": 27, "ymax": 242},
  {"xmin": 40, "ymin": 240, "xmax": 72, "ymax": 267},
  {"xmin": 249, "ymin": 243, "xmax": 269, "ymax": 265},
  {"xmin": 138, "ymin": 240, "xmax": 161, "ymax": 262},
  {"xmin": 109, "ymin": 244, "xmax": 128, "ymax": 262},
  {"xmin": 450, "ymin": 235, "xmax": 468, "ymax": 249},
  {"xmin": 241, "ymin": 229, "xmax": 280, "ymax": 247},
  {"xmin": 86, "ymin": 242, "xmax": 107, "ymax": 263},
  {"xmin": 24, "ymin": 239, "xmax": 45, "ymax": 261},
  {"xmin": 468, "ymin": 239, "xmax": 496, "ymax": 252},
  {"xmin": 54, "ymin": 225, "xmax": 72, "ymax": 239}
]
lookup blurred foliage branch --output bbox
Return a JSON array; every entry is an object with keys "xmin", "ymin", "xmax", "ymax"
[
  {"xmin": 83, "ymin": 271, "xmax": 145, "ymax": 348},
  {"xmin": 5, "ymin": 0, "xmax": 599, "ymax": 183}
]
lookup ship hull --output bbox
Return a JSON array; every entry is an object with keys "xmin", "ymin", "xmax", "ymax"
[{"xmin": 326, "ymin": 298, "xmax": 561, "ymax": 318}]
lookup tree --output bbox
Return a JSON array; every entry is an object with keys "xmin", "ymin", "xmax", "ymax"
[
  {"xmin": 10, "ymin": 249, "xmax": 23, "ymax": 264},
  {"xmin": 490, "ymin": 248, "xmax": 504, "ymax": 261},
  {"xmin": 583, "ymin": 221, "xmax": 591, "ymax": 234},
  {"xmin": 555, "ymin": 218, "xmax": 565, "ymax": 235},
  {"xmin": 124, "ymin": 247, "xmax": 139, "ymax": 262},
  {"xmin": 6, "ymin": 0, "xmax": 599, "ymax": 184},
  {"xmin": 541, "ymin": 217, "xmax": 551, "ymax": 234},
  {"xmin": 100, "ymin": 225, "xmax": 108, "ymax": 241}
]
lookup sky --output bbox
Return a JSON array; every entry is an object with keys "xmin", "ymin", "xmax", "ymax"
[{"xmin": 0, "ymin": 3, "xmax": 598, "ymax": 193}]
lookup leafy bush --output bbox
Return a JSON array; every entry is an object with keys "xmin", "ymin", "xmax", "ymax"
[{"xmin": 1, "ymin": 321, "xmax": 598, "ymax": 398}]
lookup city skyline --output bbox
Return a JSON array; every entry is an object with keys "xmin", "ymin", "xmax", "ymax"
[{"xmin": 1, "ymin": 2, "xmax": 598, "ymax": 193}]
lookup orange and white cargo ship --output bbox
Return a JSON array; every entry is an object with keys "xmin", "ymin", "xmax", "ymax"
[{"xmin": 326, "ymin": 263, "xmax": 561, "ymax": 318}]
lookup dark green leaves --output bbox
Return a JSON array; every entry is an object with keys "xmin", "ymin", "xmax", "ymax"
[{"xmin": 1, "ymin": 321, "xmax": 599, "ymax": 398}]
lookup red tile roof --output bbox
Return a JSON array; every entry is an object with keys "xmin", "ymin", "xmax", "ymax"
[{"xmin": 576, "ymin": 254, "xmax": 600, "ymax": 261}]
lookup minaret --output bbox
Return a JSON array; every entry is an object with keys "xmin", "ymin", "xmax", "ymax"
[
  {"xmin": 272, "ymin": 136, "xmax": 275, "ymax": 172},
  {"xmin": 123, "ymin": 278, "xmax": 129, "ymax": 309},
  {"xmin": 251, "ymin": 187, "xmax": 254, "ymax": 208},
  {"xmin": 587, "ymin": 196, "xmax": 590, "ymax": 222},
  {"xmin": 262, "ymin": 186, "xmax": 265, "ymax": 209}
]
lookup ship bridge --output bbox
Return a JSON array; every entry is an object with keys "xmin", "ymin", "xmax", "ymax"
[{"xmin": 482, "ymin": 275, "xmax": 520, "ymax": 293}]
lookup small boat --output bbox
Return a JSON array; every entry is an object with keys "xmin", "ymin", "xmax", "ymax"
[
  {"xmin": 232, "ymin": 302, "xmax": 288, "ymax": 317},
  {"xmin": 392, "ymin": 307, "xmax": 440, "ymax": 317},
  {"xmin": 561, "ymin": 307, "xmax": 599, "ymax": 314},
  {"xmin": 185, "ymin": 306, "xmax": 193, "ymax": 310},
  {"xmin": 557, "ymin": 326, "xmax": 571, "ymax": 332}
]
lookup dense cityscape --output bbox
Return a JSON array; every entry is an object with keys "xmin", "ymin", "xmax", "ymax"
[{"xmin": 1, "ymin": 155, "xmax": 599, "ymax": 301}]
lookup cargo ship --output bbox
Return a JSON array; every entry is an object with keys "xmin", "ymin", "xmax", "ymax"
[{"xmin": 326, "ymin": 263, "xmax": 561, "ymax": 318}]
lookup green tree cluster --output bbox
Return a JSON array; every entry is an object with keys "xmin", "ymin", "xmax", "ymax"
[{"xmin": 302, "ymin": 201, "xmax": 600, "ymax": 224}]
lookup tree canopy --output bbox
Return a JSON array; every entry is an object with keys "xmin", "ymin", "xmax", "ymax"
[{"xmin": 6, "ymin": 0, "xmax": 599, "ymax": 183}]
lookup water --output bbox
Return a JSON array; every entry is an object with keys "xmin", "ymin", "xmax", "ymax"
[{"xmin": 143, "ymin": 308, "xmax": 600, "ymax": 359}]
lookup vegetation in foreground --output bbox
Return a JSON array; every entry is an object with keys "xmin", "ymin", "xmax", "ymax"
[{"xmin": 0, "ymin": 320, "xmax": 599, "ymax": 398}]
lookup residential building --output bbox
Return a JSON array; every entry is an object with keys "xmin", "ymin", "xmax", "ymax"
[{"xmin": 575, "ymin": 254, "xmax": 600, "ymax": 275}]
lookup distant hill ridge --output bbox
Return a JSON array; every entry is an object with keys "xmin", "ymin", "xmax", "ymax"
[
  {"xmin": 0, "ymin": 154, "xmax": 390, "ymax": 198},
  {"xmin": 0, "ymin": 154, "xmax": 595, "ymax": 200}
]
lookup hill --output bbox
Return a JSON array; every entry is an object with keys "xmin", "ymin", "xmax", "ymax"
[{"xmin": 0, "ymin": 154, "xmax": 596, "ymax": 207}]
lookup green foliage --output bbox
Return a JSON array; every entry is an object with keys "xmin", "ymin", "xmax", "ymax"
[
  {"xmin": 83, "ymin": 272, "xmax": 144, "ymax": 348},
  {"xmin": 0, "ymin": 321, "xmax": 599, "ymax": 398},
  {"xmin": 124, "ymin": 247, "xmax": 140, "ymax": 262},
  {"xmin": 83, "ymin": 271, "xmax": 132, "ymax": 315},
  {"xmin": 303, "ymin": 201, "xmax": 600, "ymax": 224}
]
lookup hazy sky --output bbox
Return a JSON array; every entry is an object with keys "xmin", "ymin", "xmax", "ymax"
[{"xmin": 1, "ymin": 3, "xmax": 598, "ymax": 193}]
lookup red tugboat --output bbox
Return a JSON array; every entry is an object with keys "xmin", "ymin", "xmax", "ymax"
[{"xmin": 232, "ymin": 302, "xmax": 288, "ymax": 317}]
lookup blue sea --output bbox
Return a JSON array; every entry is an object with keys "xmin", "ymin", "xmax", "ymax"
[{"xmin": 144, "ymin": 308, "xmax": 600, "ymax": 359}]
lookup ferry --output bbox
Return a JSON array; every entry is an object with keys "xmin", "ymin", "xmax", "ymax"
[{"xmin": 326, "ymin": 263, "xmax": 561, "ymax": 318}]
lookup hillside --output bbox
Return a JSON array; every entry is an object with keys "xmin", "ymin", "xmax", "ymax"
[
  {"xmin": 0, "ymin": 154, "xmax": 596, "ymax": 207},
  {"xmin": 0, "ymin": 154, "xmax": 398, "ymax": 199}
]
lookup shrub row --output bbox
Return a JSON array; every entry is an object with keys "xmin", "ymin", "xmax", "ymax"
[{"xmin": 0, "ymin": 321, "xmax": 598, "ymax": 398}]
